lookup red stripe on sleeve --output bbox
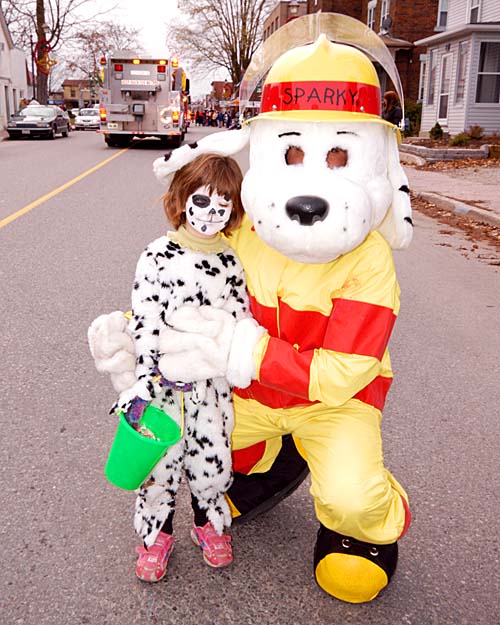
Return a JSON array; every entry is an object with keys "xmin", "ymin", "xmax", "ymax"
[
  {"xmin": 324, "ymin": 299, "xmax": 396, "ymax": 361},
  {"xmin": 259, "ymin": 337, "xmax": 314, "ymax": 399},
  {"xmin": 279, "ymin": 300, "xmax": 328, "ymax": 349}
]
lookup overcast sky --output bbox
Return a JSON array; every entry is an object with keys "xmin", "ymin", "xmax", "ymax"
[{"xmin": 89, "ymin": 0, "xmax": 225, "ymax": 96}]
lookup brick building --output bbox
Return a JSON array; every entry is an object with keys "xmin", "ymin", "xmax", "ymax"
[
  {"xmin": 360, "ymin": 0, "xmax": 441, "ymax": 102},
  {"xmin": 210, "ymin": 80, "xmax": 234, "ymax": 102},
  {"xmin": 306, "ymin": 0, "xmax": 361, "ymax": 20},
  {"xmin": 305, "ymin": 0, "xmax": 440, "ymax": 102},
  {"xmin": 264, "ymin": 0, "xmax": 441, "ymax": 103},
  {"xmin": 263, "ymin": 0, "xmax": 308, "ymax": 40}
]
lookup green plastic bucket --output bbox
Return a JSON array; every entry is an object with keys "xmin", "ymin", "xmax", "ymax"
[{"xmin": 105, "ymin": 405, "xmax": 181, "ymax": 491}]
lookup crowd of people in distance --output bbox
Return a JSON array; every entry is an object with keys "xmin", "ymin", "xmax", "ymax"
[{"xmin": 194, "ymin": 109, "xmax": 234, "ymax": 128}]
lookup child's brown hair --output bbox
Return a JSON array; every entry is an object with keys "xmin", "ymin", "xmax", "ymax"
[{"xmin": 163, "ymin": 153, "xmax": 244, "ymax": 236}]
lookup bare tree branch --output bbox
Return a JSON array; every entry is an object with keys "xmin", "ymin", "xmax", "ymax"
[{"xmin": 166, "ymin": 0, "xmax": 273, "ymax": 86}]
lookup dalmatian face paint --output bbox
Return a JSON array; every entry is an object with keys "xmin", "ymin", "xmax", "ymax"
[{"xmin": 185, "ymin": 185, "xmax": 233, "ymax": 237}]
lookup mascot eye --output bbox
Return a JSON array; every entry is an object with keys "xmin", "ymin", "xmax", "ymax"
[
  {"xmin": 285, "ymin": 146, "xmax": 304, "ymax": 165},
  {"xmin": 326, "ymin": 148, "xmax": 348, "ymax": 169}
]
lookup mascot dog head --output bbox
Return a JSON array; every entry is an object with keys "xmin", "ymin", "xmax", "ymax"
[{"xmin": 153, "ymin": 34, "xmax": 412, "ymax": 264}]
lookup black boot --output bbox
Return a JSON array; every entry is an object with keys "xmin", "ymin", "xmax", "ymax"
[
  {"xmin": 227, "ymin": 434, "xmax": 309, "ymax": 525},
  {"xmin": 313, "ymin": 523, "xmax": 398, "ymax": 603}
]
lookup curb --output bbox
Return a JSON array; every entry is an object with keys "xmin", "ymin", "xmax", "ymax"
[
  {"xmin": 399, "ymin": 151, "xmax": 426, "ymax": 166},
  {"xmin": 413, "ymin": 190, "xmax": 500, "ymax": 228},
  {"xmin": 400, "ymin": 143, "xmax": 490, "ymax": 162}
]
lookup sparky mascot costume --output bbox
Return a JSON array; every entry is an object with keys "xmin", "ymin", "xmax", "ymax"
[{"xmin": 89, "ymin": 14, "xmax": 413, "ymax": 603}]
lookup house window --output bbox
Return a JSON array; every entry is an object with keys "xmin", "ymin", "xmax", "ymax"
[
  {"xmin": 438, "ymin": 53, "xmax": 452, "ymax": 119},
  {"xmin": 476, "ymin": 41, "xmax": 500, "ymax": 103},
  {"xmin": 380, "ymin": 0, "xmax": 390, "ymax": 27},
  {"xmin": 70, "ymin": 88, "xmax": 76, "ymax": 97},
  {"xmin": 437, "ymin": 0, "xmax": 448, "ymax": 28},
  {"xmin": 470, "ymin": 0, "xmax": 481, "ymax": 24},
  {"xmin": 418, "ymin": 56, "xmax": 427, "ymax": 102},
  {"xmin": 368, "ymin": 1, "xmax": 377, "ymax": 30},
  {"xmin": 427, "ymin": 49, "xmax": 437, "ymax": 105},
  {"xmin": 455, "ymin": 41, "xmax": 469, "ymax": 103}
]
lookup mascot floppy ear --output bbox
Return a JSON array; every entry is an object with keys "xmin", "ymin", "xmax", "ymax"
[
  {"xmin": 153, "ymin": 126, "xmax": 251, "ymax": 186},
  {"xmin": 378, "ymin": 129, "xmax": 413, "ymax": 250}
]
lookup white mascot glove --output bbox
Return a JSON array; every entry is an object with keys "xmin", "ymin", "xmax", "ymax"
[
  {"xmin": 111, "ymin": 378, "xmax": 153, "ymax": 416},
  {"xmin": 87, "ymin": 311, "xmax": 137, "ymax": 393},
  {"xmin": 158, "ymin": 306, "xmax": 266, "ymax": 388}
]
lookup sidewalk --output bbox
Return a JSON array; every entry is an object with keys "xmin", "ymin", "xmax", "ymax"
[{"xmin": 404, "ymin": 164, "xmax": 500, "ymax": 227}]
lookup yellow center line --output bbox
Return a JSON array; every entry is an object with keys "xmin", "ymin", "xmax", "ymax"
[{"xmin": 0, "ymin": 147, "xmax": 129, "ymax": 230}]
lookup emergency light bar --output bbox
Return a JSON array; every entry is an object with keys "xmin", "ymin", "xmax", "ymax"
[{"xmin": 109, "ymin": 58, "xmax": 172, "ymax": 66}]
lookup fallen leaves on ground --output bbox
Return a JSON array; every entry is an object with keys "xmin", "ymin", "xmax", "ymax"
[
  {"xmin": 411, "ymin": 193, "xmax": 500, "ymax": 265},
  {"xmin": 415, "ymin": 157, "xmax": 500, "ymax": 171}
]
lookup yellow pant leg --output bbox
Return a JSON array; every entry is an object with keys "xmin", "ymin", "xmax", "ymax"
[
  {"xmin": 231, "ymin": 395, "xmax": 285, "ymax": 473},
  {"xmin": 294, "ymin": 399, "xmax": 409, "ymax": 545}
]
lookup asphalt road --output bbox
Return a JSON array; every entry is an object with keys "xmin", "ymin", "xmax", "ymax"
[{"xmin": 0, "ymin": 128, "xmax": 498, "ymax": 625}]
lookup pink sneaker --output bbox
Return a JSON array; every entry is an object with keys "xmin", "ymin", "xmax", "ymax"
[
  {"xmin": 135, "ymin": 531, "xmax": 174, "ymax": 582},
  {"xmin": 191, "ymin": 522, "xmax": 233, "ymax": 568}
]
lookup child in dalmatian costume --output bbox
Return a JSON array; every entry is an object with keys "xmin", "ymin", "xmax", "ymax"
[
  {"xmin": 90, "ymin": 26, "xmax": 414, "ymax": 602},
  {"xmin": 90, "ymin": 153, "xmax": 256, "ymax": 582}
]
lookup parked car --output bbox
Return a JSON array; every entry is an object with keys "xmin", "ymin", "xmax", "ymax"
[
  {"xmin": 7, "ymin": 104, "xmax": 70, "ymax": 139},
  {"xmin": 70, "ymin": 107, "xmax": 80, "ymax": 116},
  {"xmin": 60, "ymin": 108, "xmax": 72, "ymax": 131},
  {"xmin": 74, "ymin": 108, "xmax": 100, "ymax": 130}
]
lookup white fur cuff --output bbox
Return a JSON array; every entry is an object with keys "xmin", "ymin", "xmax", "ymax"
[{"xmin": 227, "ymin": 318, "xmax": 266, "ymax": 388}]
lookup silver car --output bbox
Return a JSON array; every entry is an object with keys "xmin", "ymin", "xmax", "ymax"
[{"xmin": 74, "ymin": 108, "xmax": 100, "ymax": 130}]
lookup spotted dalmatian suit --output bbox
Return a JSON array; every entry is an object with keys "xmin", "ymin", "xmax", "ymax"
[{"xmin": 124, "ymin": 230, "xmax": 249, "ymax": 547}]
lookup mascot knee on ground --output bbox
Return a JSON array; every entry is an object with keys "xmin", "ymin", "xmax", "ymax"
[{"xmin": 89, "ymin": 14, "xmax": 413, "ymax": 603}]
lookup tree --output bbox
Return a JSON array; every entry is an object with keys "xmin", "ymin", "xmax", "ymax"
[
  {"xmin": 1, "ymin": 0, "xmax": 112, "ymax": 103},
  {"xmin": 65, "ymin": 21, "xmax": 143, "ymax": 100},
  {"xmin": 166, "ymin": 0, "xmax": 273, "ymax": 88}
]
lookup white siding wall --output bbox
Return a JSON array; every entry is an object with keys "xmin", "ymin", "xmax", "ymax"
[
  {"xmin": 421, "ymin": 32, "xmax": 500, "ymax": 135},
  {"xmin": 443, "ymin": 40, "xmax": 469, "ymax": 133},
  {"xmin": 420, "ymin": 44, "xmax": 447, "ymax": 132},
  {"xmin": 447, "ymin": 0, "xmax": 469, "ymax": 30},
  {"xmin": 481, "ymin": 1, "xmax": 500, "ymax": 22},
  {"xmin": 448, "ymin": 0, "xmax": 500, "ymax": 30},
  {"xmin": 465, "ymin": 32, "xmax": 500, "ymax": 134},
  {"xmin": 0, "ymin": 24, "xmax": 10, "ymax": 127},
  {"xmin": 10, "ymin": 48, "xmax": 27, "ymax": 107},
  {"xmin": 0, "ymin": 44, "xmax": 27, "ymax": 128}
]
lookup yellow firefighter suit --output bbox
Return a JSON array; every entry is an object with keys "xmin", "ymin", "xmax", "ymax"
[{"xmin": 225, "ymin": 216, "xmax": 411, "ymax": 602}]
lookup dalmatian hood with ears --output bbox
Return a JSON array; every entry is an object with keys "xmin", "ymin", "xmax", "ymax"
[{"xmin": 153, "ymin": 35, "xmax": 412, "ymax": 265}]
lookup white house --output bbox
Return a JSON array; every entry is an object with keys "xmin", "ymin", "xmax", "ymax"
[
  {"xmin": 0, "ymin": 7, "xmax": 28, "ymax": 130},
  {"xmin": 416, "ymin": 0, "xmax": 500, "ymax": 136}
]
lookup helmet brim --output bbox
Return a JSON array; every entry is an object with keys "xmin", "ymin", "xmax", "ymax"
[{"xmin": 243, "ymin": 110, "xmax": 402, "ymax": 143}]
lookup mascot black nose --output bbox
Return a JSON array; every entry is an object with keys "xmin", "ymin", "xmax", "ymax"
[{"xmin": 285, "ymin": 195, "xmax": 329, "ymax": 226}]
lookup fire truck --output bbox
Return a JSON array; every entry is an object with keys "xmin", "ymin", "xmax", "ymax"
[{"xmin": 98, "ymin": 51, "xmax": 190, "ymax": 148}]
